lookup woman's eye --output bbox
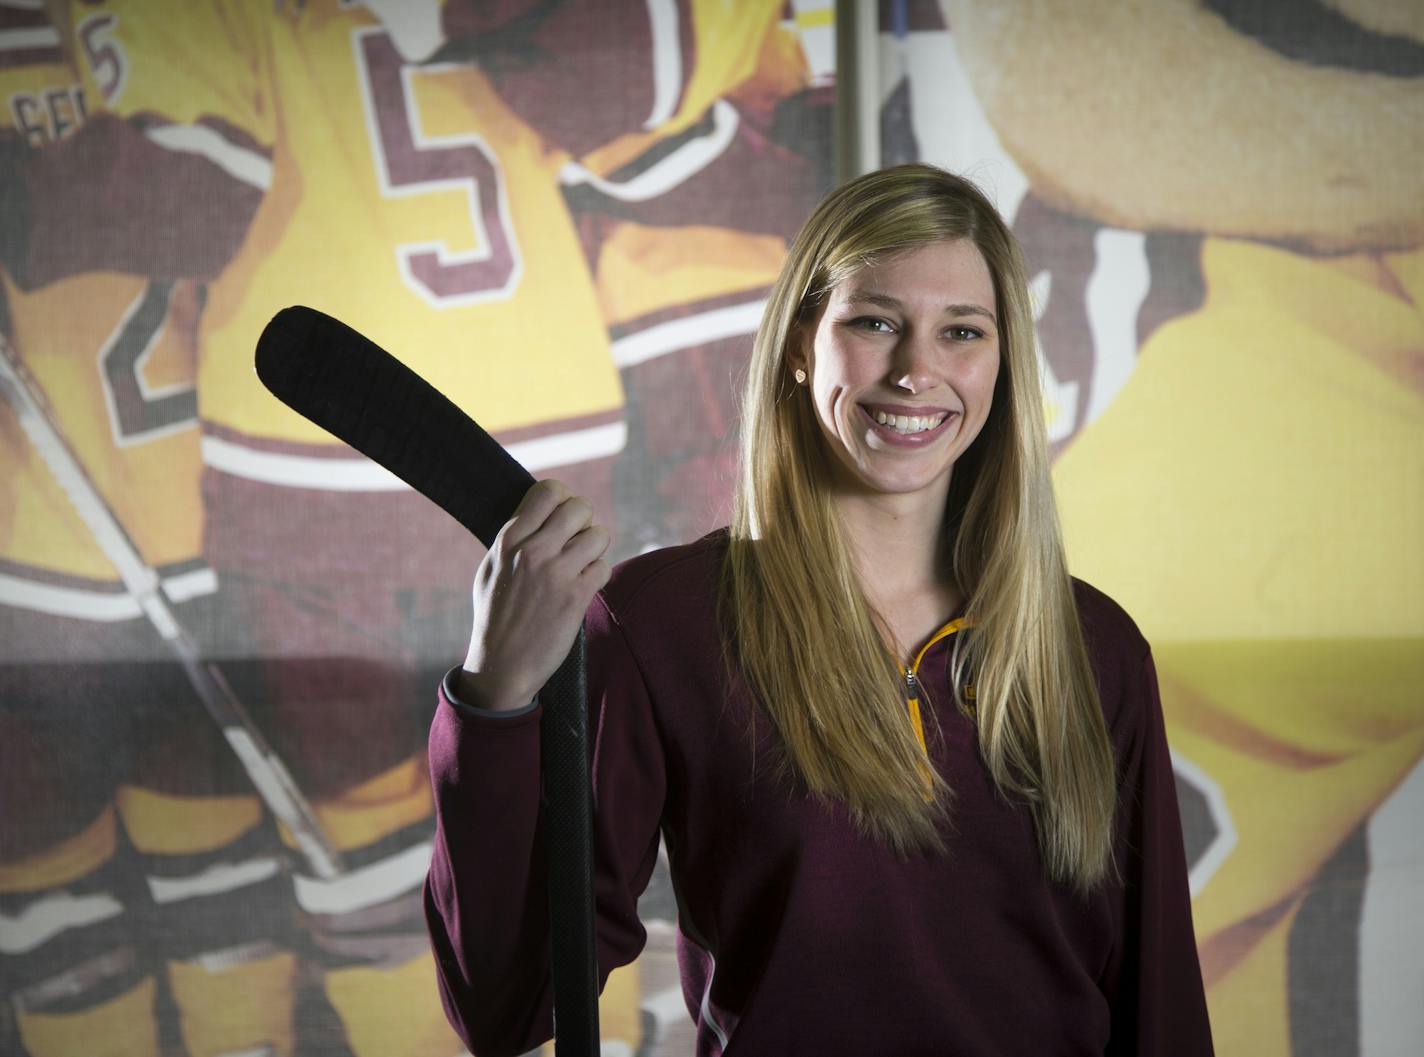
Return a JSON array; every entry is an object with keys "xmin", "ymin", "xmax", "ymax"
[
  {"xmin": 947, "ymin": 325, "xmax": 983, "ymax": 341},
  {"xmin": 847, "ymin": 316, "xmax": 894, "ymax": 333}
]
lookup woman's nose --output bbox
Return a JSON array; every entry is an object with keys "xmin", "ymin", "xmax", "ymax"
[{"xmin": 890, "ymin": 332, "xmax": 937, "ymax": 394}]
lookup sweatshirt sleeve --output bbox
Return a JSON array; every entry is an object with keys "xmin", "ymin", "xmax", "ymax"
[
  {"xmin": 1106, "ymin": 648, "xmax": 1216, "ymax": 1056},
  {"xmin": 423, "ymin": 593, "xmax": 666, "ymax": 1057}
]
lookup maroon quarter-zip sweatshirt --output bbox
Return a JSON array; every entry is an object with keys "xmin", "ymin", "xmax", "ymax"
[{"xmin": 425, "ymin": 531, "xmax": 1214, "ymax": 1056}]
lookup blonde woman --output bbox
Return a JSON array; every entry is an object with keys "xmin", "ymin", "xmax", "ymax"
[{"xmin": 426, "ymin": 165, "xmax": 1214, "ymax": 1056}]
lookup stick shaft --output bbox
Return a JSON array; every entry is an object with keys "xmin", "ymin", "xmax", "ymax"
[{"xmin": 541, "ymin": 631, "xmax": 599, "ymax": 1054}]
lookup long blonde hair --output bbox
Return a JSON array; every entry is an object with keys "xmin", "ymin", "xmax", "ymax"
[{"xmin": 722, "ymin": 164, "xmax": 1116, "ymax": 890}]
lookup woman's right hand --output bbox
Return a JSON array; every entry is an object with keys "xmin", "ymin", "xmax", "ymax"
[{"xmin": 457, "ymin": 479, "xmax": 612, "ymax": 711}]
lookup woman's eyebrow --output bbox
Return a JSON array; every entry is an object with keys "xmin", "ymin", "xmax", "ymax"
[{"xmin": 845, "ymin": 290, "xmax": 996, "ymax": 321}]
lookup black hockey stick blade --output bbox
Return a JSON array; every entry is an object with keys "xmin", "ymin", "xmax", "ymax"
[{"xmin": 255, "ymin": 305, "xmax": 533, "ymax": 549}]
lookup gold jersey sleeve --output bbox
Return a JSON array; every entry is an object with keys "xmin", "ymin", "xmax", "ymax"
[
  {"xmin": 1, "ymin": 28, "xmax": 203, "ymax": 586},
  {"xmin": 1054, "ymin": 239, "xmax": 1423, "ymax": 641},
  {"xmin": 596, "ymin": 221, "xmax": 786, "ymax": 330}
]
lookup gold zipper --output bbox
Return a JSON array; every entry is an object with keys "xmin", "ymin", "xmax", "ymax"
[
  {"xmin": 903, "ymin": 618, "xmax": 968, "ymax": 796},
  {"xmin": 904, "ymin": 618, "xmax": 967, "ymax": 747}
]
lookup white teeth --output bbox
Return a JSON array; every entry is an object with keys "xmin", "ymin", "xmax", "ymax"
[{"xmin": 871, "ymin": 410, "xmax": 947, "ymax": 435}]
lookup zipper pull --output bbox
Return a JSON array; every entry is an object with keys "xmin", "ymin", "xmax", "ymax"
[{"xmin": 904, "ymin": 667, "xmax": 918, "ymax": 699}]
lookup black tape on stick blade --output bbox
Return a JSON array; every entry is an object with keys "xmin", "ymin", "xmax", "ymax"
[
  {"xmin": 254, "ymin": 306, "xmax": 600, "ymax": 1056},
  {"xmin": 254, "ymin": 305, "xmax": 533, "ymax": 548}
]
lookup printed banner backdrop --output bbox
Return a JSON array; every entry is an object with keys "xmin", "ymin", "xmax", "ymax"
[
  {"xmin": 0, "ymin": 1, "xmax": 834, "ymax": 1055},
  {"xmin": 878, "ymin": 1, "xmax": 1423, "ymax": 1056},
  {"xmin": 3, "ymin": 0, "xmax": 1421, "ymax": 1055}
]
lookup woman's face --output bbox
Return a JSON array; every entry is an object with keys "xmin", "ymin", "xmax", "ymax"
[{"xmin": 791, "ymin": 238, "xmax": 1002, "ymax": 502}]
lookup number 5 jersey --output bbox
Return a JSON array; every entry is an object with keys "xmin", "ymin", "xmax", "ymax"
[{"xmin": 68, "ymin": 0, "xmax": 632, "ymax": 483}]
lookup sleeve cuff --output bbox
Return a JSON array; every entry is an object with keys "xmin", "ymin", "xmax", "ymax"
[{"xmin": 441, "ymin": 666, "xmax": 540, "ymax": 720}]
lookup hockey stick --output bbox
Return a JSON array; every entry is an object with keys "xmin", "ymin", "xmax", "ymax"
[
  {"xmin": 0, "ymin": 329, "xmax": 345, "ymax": 880},
  {"xmin": 254, "ymin": 306, "xmax": 600, "ymax": 1057}
]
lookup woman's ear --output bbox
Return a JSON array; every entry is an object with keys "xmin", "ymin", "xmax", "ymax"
[{"xmin": 786, "ymin": 322, "xmax": 811, "ymax": 375}]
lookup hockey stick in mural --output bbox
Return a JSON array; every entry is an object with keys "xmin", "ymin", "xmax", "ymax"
[
  {"xmin": 254, "ymin": 305, "xmax": 600, "ymax": 1057},
  {"xmin": 0, "ymin": 329, "xmax": 345, "ymax": 881}
]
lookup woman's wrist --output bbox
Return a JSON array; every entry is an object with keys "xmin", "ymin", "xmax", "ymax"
[{"xmin": 454, "ymin": 667, "xmax": 534, "ymax": 713}]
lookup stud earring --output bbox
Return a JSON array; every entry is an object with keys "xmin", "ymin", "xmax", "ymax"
[{"xmin": 794, "ymin": 368, "xmax": 807, "ymax": 385}]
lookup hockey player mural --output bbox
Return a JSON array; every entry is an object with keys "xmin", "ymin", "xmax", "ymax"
[{"xmin": 0, "ymin": 1, "xmax": 832, "ymax": 1054}]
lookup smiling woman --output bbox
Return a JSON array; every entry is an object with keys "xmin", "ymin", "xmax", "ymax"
[
  {"xmin": 726, "ymin": 165, "xmax": 1115, "ymax": 868},
  {"xmin": 426, "ymin": 164, "xmax": 1215, "ymax": 1056}
]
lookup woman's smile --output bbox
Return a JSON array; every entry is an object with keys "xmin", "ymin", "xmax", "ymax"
[{"xmin": 858, "ymin": 403, "xmax": 957, "ymax": 445}]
